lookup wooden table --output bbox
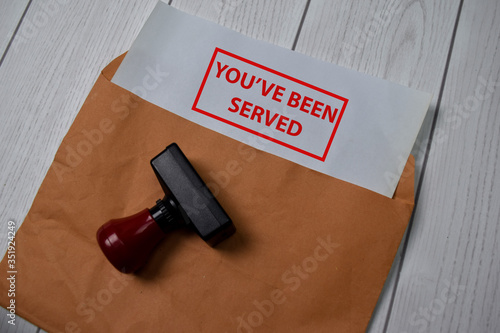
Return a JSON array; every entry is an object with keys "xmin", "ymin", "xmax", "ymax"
[{"xmin": 0, "ymin": 0, "xmax": 498, "ymax": 332}]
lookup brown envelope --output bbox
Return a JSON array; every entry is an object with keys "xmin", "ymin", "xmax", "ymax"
[{"xmin": 0, "ymin": 54, "xmax": 415, "ymax": 333}]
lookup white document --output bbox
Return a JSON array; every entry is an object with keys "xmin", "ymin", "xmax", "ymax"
[{"xmin": 112, "ymin": 1, "xmax": 432, "ymax": 198}]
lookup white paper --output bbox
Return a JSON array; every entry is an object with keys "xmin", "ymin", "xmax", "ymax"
[{"xmin": 112, "ymin": 1, "xmax": 432, "ymax": 197}]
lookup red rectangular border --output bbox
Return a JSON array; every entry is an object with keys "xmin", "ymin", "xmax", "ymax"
[{"xmin": 192, "ymin": 47, "xmax": 349, "ymax": 161}]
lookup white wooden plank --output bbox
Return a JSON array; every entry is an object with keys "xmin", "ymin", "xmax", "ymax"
[
  {"xmin": 293, "ymin": 0, "xmax": 461, "ymax": 331},
  {"xmin": 0, "ymin": 0, "xmax": 30, "ymax": 58},
  {"xmin": 386, "ymin": 0, "xmax": 500, "ymax": 331}
]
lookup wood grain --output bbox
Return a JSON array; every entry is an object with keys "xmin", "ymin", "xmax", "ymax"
[
  {"xmin": 294, "ymin": 0, "xmax": 461, "ymax": 331},
  {"xmin": 386, "ymin": 0, "xmax": 500, "ymax": 331},
  {"xmin": 0, "ymin": 0, "xmax": 30, "ymax": 58}
]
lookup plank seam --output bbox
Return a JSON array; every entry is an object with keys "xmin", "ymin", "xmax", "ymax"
[
  {"xmin": 291, "ymin": 0, "xmax": 311, "ymax": 50},
  {"xmin": 0, "ymin": 0, "xmax": 34, "ymax": 69}
]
